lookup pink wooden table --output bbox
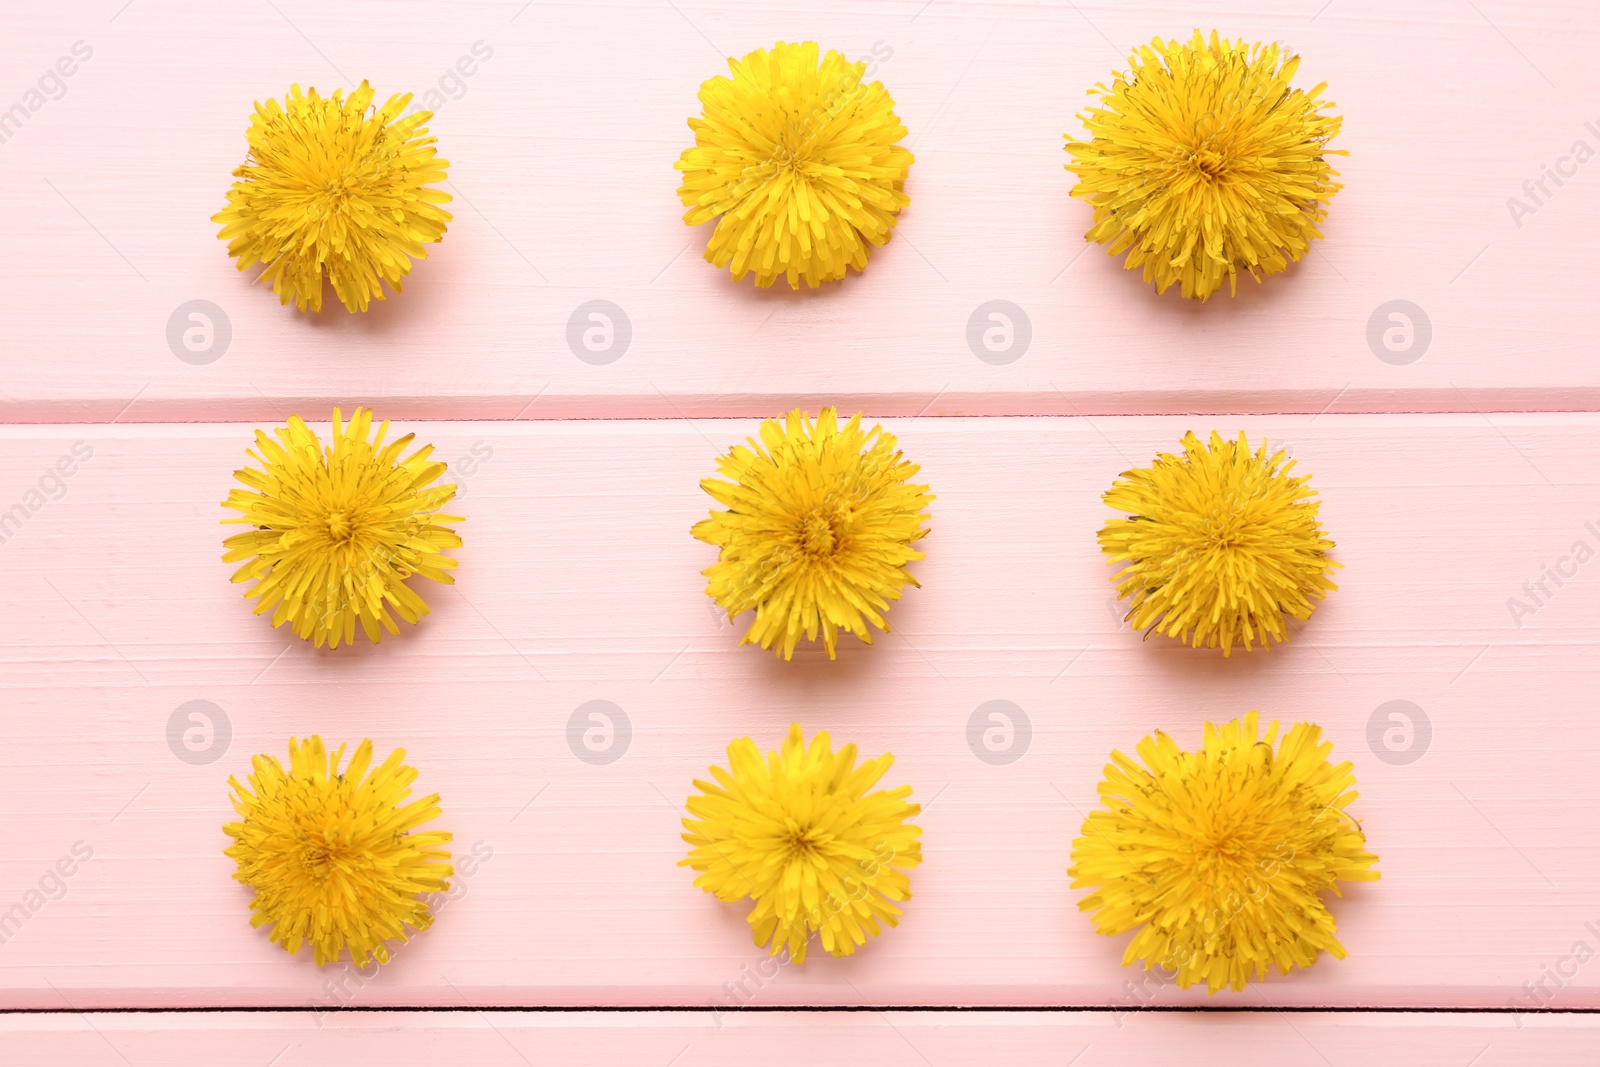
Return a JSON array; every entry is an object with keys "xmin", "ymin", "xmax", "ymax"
[{"xmin": 3, "ymin": 0, "xmax": 1598, "ymax": 1062}]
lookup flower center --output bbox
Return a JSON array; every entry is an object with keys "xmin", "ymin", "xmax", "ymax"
[
  {"xmin": 1169, "ymin": 140, "xmax": 1233, "ymax": 183},
  {"xmin": 299, "ymin": 837, "xmax": 359, "ymax": 882},
  {"xmin": 1187, "ymin": 813, "xmax": 1277, "ymax": 886},
  {"xmin": 1196, "ymin": 147, "xmax": 1228, "ymax": 178},
  {"xmin": 1200, "ymin": 506, "xmax": 1247, "ymax": 550},
  {"xmin": 782, "ymin": 822, "xmax": 822, "ymax": 859},
  {"xmin": 317, "ymin": 154, "xmax": 383, "ymax": 215},
  {"xmin": 325, "ymin": 510, "xmax": 356, "ymax": 543},
  {"xmin": 795, "ymin": 509, "xmax": 839, "ymax": 557},
  {"xmin": 1198, "ymin": 830, "xmax": 1248, "ymax": 863}
]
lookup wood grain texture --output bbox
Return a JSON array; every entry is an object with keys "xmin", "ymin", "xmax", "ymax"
[
  {"xmin": 2, "ymin": 1011, "xmax": 1599, "ymax": 1066},
  {"xmin": 0, "ymin": 416, "xmax": 1594, "ymax": 1009},
  {"xmin": 4, "ymin": 0, "xmax": 1599, "ymax": 1048},
  {"xmin": 1, "ymin": 0, "xmax": 1597, "ymax": 422}
]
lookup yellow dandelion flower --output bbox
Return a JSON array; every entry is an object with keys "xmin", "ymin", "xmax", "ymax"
[
  {"xmin": 1070, "ymin": 712, "xmax": 1379, "ymax": 993},
  {"xmin": 676, "ymin": 41, "xmax": 913, "ymax": 288},
  {"xmin": 214, "ymin": 81, "xmax": 452, "ymax": 313},
  {"xmin": 1099, "ymin": 431, "xmax": 1339, "ymax": 656},
  {"xmin": 1064, "ymin": 30, "xmax": 1344, "ymax": 300},
  {"xmin": 224, "ymin": 737, "xmax": 453, "ymax": 967},
  {"xmin": 692, "ymin": 408, "xmax": 933, "ymax": 660},
  {"xmin": 681, "ymin": 724, "xmax": 922, "ymax": 962},
  {"xmin": 221, "ymin": 407, "xmax": 463, "ymax": 649}
]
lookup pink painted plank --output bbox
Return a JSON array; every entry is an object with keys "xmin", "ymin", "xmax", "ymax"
[
  {"xmin": 0, "ymin": 416, "xmax": 1594, "ymax": 1009},
  {"xmin": 2, "ymin": 0, "xmax": 1597, "ymax": 422},
  {"xmin": 1, "ymin": 1011, "xmax": 1598, "ymax": 1066}
]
